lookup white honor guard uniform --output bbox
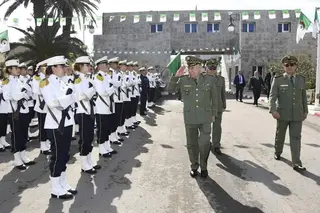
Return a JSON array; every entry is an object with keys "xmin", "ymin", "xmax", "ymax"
[
  {"xmin": 94, "ymin": 58, "xmax": 118, "ymax": 158},
  {"xmin": 0, "ymin": 78, "xmax": 10, "ymax": 151},
  {"xmin": 2, "ymin": 59, "xmax": 35, "ymax": 170},
  {"xmin": 73, "ymin": 56, "xmax": 101, "ymax": 173},
  {"xmin": 119, "ymin": 60, "xmax": 135, "ymax": 130},
  {"xmin": 33, "ymin": 60, "xmax": 51, "ymax": 154},
  {"xmin": 18, "ymin": 62, "xmax": 39, "ymax": 139},
  {"xmin": 40, "ymin": 56, "xmax": 76, "ymax": 200},
  {"xmin": 108, "ymin": 57, "xmax": 129, "ymax": 136},
  {"xmin": 147, "ymin": 67, "xmax": 156, "ymax": 107},
  {"xmin": 131, "ymin": 61, "xmax": 141, "ymax": 125}
]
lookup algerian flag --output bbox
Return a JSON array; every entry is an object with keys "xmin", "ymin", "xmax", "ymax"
[
  {"xmin": 296, "ymin": 12, "xmax": 311, "ymax": 43},
  {"xmin": 167, "ymin": 51, "xmax": 181, "ymax": 74},
  {"xmin": 0, "ymin": 30, "xmax": 10, "ymax": 53},
  {"xmin": 312, "ymin": 8, "xmax": 319, "ymax": 38}
]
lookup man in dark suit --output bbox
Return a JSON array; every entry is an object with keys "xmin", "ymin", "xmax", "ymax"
[
  {"xmin": 264, "ymin": 71, "xmax": 272, "ymax": 99},
  {"xmin": 139, "ymin": 67, "xmax": 149, "ymax": 116},
  {"xmin": 233, "ymin": 70, "xmax": 246, "ymax": 102}
]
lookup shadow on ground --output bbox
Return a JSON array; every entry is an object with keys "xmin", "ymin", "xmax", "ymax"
[{"xmin": 214, "ymin": 153, "xmax": 291, "ymax": 196}]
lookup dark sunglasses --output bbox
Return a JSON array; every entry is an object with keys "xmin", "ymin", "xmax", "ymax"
[
  {"xmin": 284, "ymin": 63, "xmax": 296, "ymax": 67},
  {"xmin": 208, "ymin": 66, "xmax": 217, "ymax": 70}
]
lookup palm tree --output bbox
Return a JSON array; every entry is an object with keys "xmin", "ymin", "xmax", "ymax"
[
  {"xmin": 0, "ymin": 0, "xmax": 46, "ymax": 23},
  {"xmin": 45, "ymin": 0, "xmax": 100, "ymax": 37},
  {"xmin": 6, "ymin": 19, "xmax": 87, "ymax": 64}
]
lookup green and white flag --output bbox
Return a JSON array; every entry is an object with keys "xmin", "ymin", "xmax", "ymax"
[
  {"xmin": 133, "ymin": 15, "xmax": 139, "ymax": 23},
  {"xmin": 36, "ymin": 18, "xmax": 42, "ymax": 26},
  {"xmin": 146, "ymin": 14, "xmax": 152, "ymax": 22},
  {"xmin": 201, "ymin": 13, "xmax": 208, "ymax": 22},
  {"xmin": 295, "ymin": 9, "xmax": 301, "ymax": 18},
  {"xmin": 120, "ymin": 15, "xmax": 126, "ymax": 22},
  {"xmin": 268, "ymin": 10, "xmax": 276, "ymax": 19},
  {"xmin": 242, "ymin": 12, "xmax": 249, "ymax": 20},
  {"xmin": 160, "ymin": 14, "xmax": 166, "ymax": 22},
  {"xmin": 214, "ymin": 12, "xmax": 221, "ymax": 20},
  {"xmin": 60, "ymin": 17, "xmax": 66, "ymax": 26},
  {"xmin": 254, "ymin": 11, "xmax": 261, "ymax": 19},
  {"xmin": 312, "ymin": 8, "xmax": 319, "ymax": 38},
  {"xmin": 0, "ymin": 30, "xmax": 10, "ymax": 53},
  {"xmin": 189, "ymin": 13, "xmax": 196, "ymax": 22},
  {"xmin": 296, "ymin": 12, "xmax": 311, "ymax": 43},
  {"xmin": 283, "ymin": 10, "xmax": 290, "ymax": 19},
  {"xmin": 48, "ymin": 18, "xmax": 54, "ymax": 26},
  {"xmin": 173, "ymin": 14, "xmax": 179, "ymax": 21}
]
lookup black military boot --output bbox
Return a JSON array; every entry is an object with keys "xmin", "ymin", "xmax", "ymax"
[{"xmin": 190, "ymin": 169, "xmax": 198, "ymax": 178}]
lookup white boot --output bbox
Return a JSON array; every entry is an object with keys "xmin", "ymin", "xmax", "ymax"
[
  {"xmin": 13, "ymin": 152, "xmax": 25, "ymax": 168},
  {"xmin": 129, "ymin": 117, "xmax": 135, "ymax": 126},
  {"xmin": 116, "ymin": 127, "xmax": 121, "ymax": 138},
  {"xmin": 99, "ymin": 143, "xmax": 108, "ymax": 155},
  {"xmin": 87, "ymin": 152, "xmax": 101, "ymax": 170},
  {"xmin": 105, "ymin": 140, "xmax": 118, "ymax": 153},
  {"xmin": 109, "ymin": 132, "xmax": 117, "ymax": 142},
  {"xmin": 60, "ymin": 171, "xmax": 77, "ymax": 194},
  {"xmin": 0, "ymin": 136, "xmax": 11, "ymax": 148},
  {"xmin": 0, "ymin": 143, "xmax": 5, "ymax": 151},
  {"xmin": 40, "ymin": 141, "xmax": 50, "ymax": 154},
  {"xmin": 6, "ymin": 124, "xmax": 11, "ymax": 134},
  {"xmin": 46, "ymin": 139, "xmax": 51, "ymax": 150},
  {"xmin": 81, "ymin": 156, "xmax": 96, "ymax": 173},
  {"xmin": 50, "ymin": 176, "xmax": 73, "ymax": 199},
  {"xmin": 20, "ymin": 150, "xmax": 35, "ymax": 165},
  {"xmin": 72, "ymin": 125, "xmax": 76, "ymax": 137},
  {"xmin": 30, "ymin": 118, "xmax": 38, "ymax": 127},
  {"xmin": 28, "ymin": 128, "xmax": 39, "ymax": 138},
  {"xmin": 121, "ymin": 125, "xmax": 127, "ymax": 133}
]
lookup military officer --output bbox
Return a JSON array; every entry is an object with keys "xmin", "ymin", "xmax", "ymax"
[
  {"xmin": 269, "ymin": 55, "xmax": 308, "ymax": 172},
  {"xmin": 205, "ymin": 59, "xmax": 226, "ymax": 155},
  {"xmin": 147, "ymin": 67, "xmax": 156, "ymax": 108},
  {"xmin": 132, "ymin": 61, "xmax": 141, "ymax": 124},
  {"xmin": 168, "ymin": 56, "xmax": 218, "ymax": 178},
  {"xmin": 139, "ymin": 67, "xmax": 149, "ymax": 116}
]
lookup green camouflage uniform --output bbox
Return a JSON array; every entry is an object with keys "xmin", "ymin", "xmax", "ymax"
[
  {"xmin": 269, "ymin": 55, "xmax": 308, "ymax": 166},
  {"xmin": 168, "ymin": 56, "xmax": 218, "ymax": 171}
]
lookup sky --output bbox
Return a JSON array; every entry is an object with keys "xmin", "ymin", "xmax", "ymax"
[{"xmin": 0, "ymin": 0, "xmax": 319, "ymax": 53}]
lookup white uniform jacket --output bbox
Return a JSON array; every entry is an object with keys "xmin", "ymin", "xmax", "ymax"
[
  {"xmin": 121, "ymin": 71, "xmax": 132, "ymax": 102},
  {"xmin": 32, "ymin": 72, "xmax": 48, "ymax": 113},
  {"xmin": 131, "ymin": 71, "xmax": 140, "ymax": 97},
  {"xmin": 19, "ymin": 75, "xmax": 34, "ymax": 107},
  {"xmin": 0, "ymin": 80, "xmax": 9, "ymax": 114},
  {"xmin": 93, "ymin": 71, "xmax": 115, "ymax": 115},
  {"xmin": 40, "ymin": 75, "xmax": 75, "ymax": 129},
  {"xmin": 110, "ymin": 69, "xmax": 123, "ymax": 103},
  {"xmin": 74, "ymin": 72, "xmax": 96, "ymax": 115},
  {"xmin": 2, "ymin": 75, "xmax": 30, "ymax": 114},
  {"xmin": 148, "ymin": 73, "xmax": 156, "ymax": 88}
]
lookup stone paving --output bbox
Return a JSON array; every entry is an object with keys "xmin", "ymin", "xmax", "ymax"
[{"xmin": 0, "ymin": 96, "xmax": 320, "ymax": 213}]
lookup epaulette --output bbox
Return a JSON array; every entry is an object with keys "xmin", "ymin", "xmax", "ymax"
[
  {"xmin": 107, "ymin": 71, "xmax": 112, "ymax": 75},
  {"xmin": 74, "ymin": 77, "xmax": 82, "ymax": 84},
  {"xmin": 40, "ymin": 78, "xmax": 49, "ymax": 88},
  {"xmin": 97, "ymin": 73, "xmax": 104, "ymax": 81},
  {"xmin": 2, "ymin": 78, "xmax": 9, "ymax": 86},
  {"xmin": 34, "ymin": 75, "xmax": 41, "ymax": 81}
]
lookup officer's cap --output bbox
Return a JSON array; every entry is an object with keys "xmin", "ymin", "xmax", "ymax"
[
  {"xmin": 281, "ymin": 55, "xmax": 298, "ymax": 64},
  {"xmin": 18, "ymin": 62, "xmax": 27, "ymax": 68},
  {"xmin": 95, "ymin": 56, "xmax": 108, "ymax": 65},
  {"xmin": 133, "ymin": 61, "xmax": 139, "ymax": 66},
  {"xmin": 119, "ymin": 60, "xmax": 127, "ymax": 65},
  {"xmin": 127, "ymin": 61, "xmax": 133, "ymax": 66},
  {"xmin": 138, "ymin": 67, "xmax": 146, "ymax": 71},
  {"xmin": 185, "ymin": 56, "xmax": 203, "ymax": 67},
  {"xmin": 75, "ymin": 56, "xmax": 90, "ymax": 64},
  {"xmin": 147, "ymin": 66, "xmax": 154, "ymax": 70},
  {"xmin": 46, "ymin": 56, "xmax": 67, "ymax": 66},
  {"xmin": 108, "ymin": 57, "xmax": 119, "ymax": 63},
  {"xmin": 5, "ymin": 59, "xmax": 19, "ymax": 67},
  {"xmin": 205, "ymin": 59, "xmax": 220, "ymax": 67},
  {"xmin": 27, "ymin": 66, "xmax": 33, "ymax": 70}
]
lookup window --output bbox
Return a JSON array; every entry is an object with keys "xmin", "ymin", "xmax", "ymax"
[
  {"xmin": 242, "ymin": 22, "xmax": 255, "ymax": 32},
  {"xmin": 207, "ymin": 23, "xmax": 220, "ymax": 32},
  {"xmin": 185, "ymin": 23, "xmax": 197, "ymax": 33},
  {"xmin": 151, "ymin": 24, "xmax": 163, "ymax": 33},
  {"xmin": 278, "ymin": 23, "xmax": 291, "ymax": 32},
  {"xmin": 258, "ymin": 66, "xmax": 263, "ymax": 76}
]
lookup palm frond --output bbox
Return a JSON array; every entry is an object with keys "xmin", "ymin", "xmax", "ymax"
[{"xmin": 4, "ymin": 1, "xmax": 24, "ymax": 18}]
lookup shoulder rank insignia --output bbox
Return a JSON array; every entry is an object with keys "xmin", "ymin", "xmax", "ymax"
[
  {"xmin": 2, "ymin": 78, "xmax": 9, "ymax": 86},
  {"xmin": 74, "ymin": 77, "xmax": 82, "ymax": 84},
  {"xmin": 97, "ymin": 73, "xmax": 104, "ymax": 81},
  {"xmin": 40, "ymin": 78, "xmax": 49, "ymax": 88},
  {"xmin": 34, "ymin": 75, "xmax": 41, "ymax": 81}
]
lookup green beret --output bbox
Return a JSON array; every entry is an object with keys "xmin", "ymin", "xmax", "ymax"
[
  {"xmin": 206, "ymin": 59, "xmax": 220, "ymax": 67},
  {"xmin": 281, "ymin": 55, "xmax": 298, "ymax": 64},
  {"xmin": 185, "ymin": 56, "xmax": 203, "ymax": 67}
]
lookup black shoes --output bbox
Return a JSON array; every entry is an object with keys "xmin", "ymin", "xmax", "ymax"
[
  {"xmin": 293, "ymin": 165, "xmax": 306, "ymax": 172},
  {"xmin": 189, "ymin": 169, "xmax": 208, "ymax": 178},
  {"xmin": 274, "ymin": 154, "xmax": 281, "ymax": 160},
  {"xmin": 214, "ymin": 148, "xmax": 222, "ymax": 155},
  {"xmin": 200, "ymin": 170, "xmax": 208, "ymax": 178}
]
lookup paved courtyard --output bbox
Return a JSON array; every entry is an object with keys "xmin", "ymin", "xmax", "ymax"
[{"xmin": 0, "ymin": 96, "xmax": 320, "ymax": 213}]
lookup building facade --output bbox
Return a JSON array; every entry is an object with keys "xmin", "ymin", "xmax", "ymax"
[{"xmin": 93, "ymin": 10, "xmax": 316, "ymax": 84}]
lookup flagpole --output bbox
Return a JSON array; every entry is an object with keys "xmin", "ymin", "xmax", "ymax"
[{"xmin": 314, "ymin": 32, "xmax": 320, "ymax": 110}]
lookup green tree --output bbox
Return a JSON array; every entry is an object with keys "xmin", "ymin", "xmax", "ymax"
[
  {"xmin": 268, "ymin": 52, "xmax": 316, "ymax": 89},
  {"xmin": 45, "ymin": 0, "xmax": 100, "ymax": 37},
  {"xmin": 6, "ymin": 19, "xmax": 87, "ymax": 64}
]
